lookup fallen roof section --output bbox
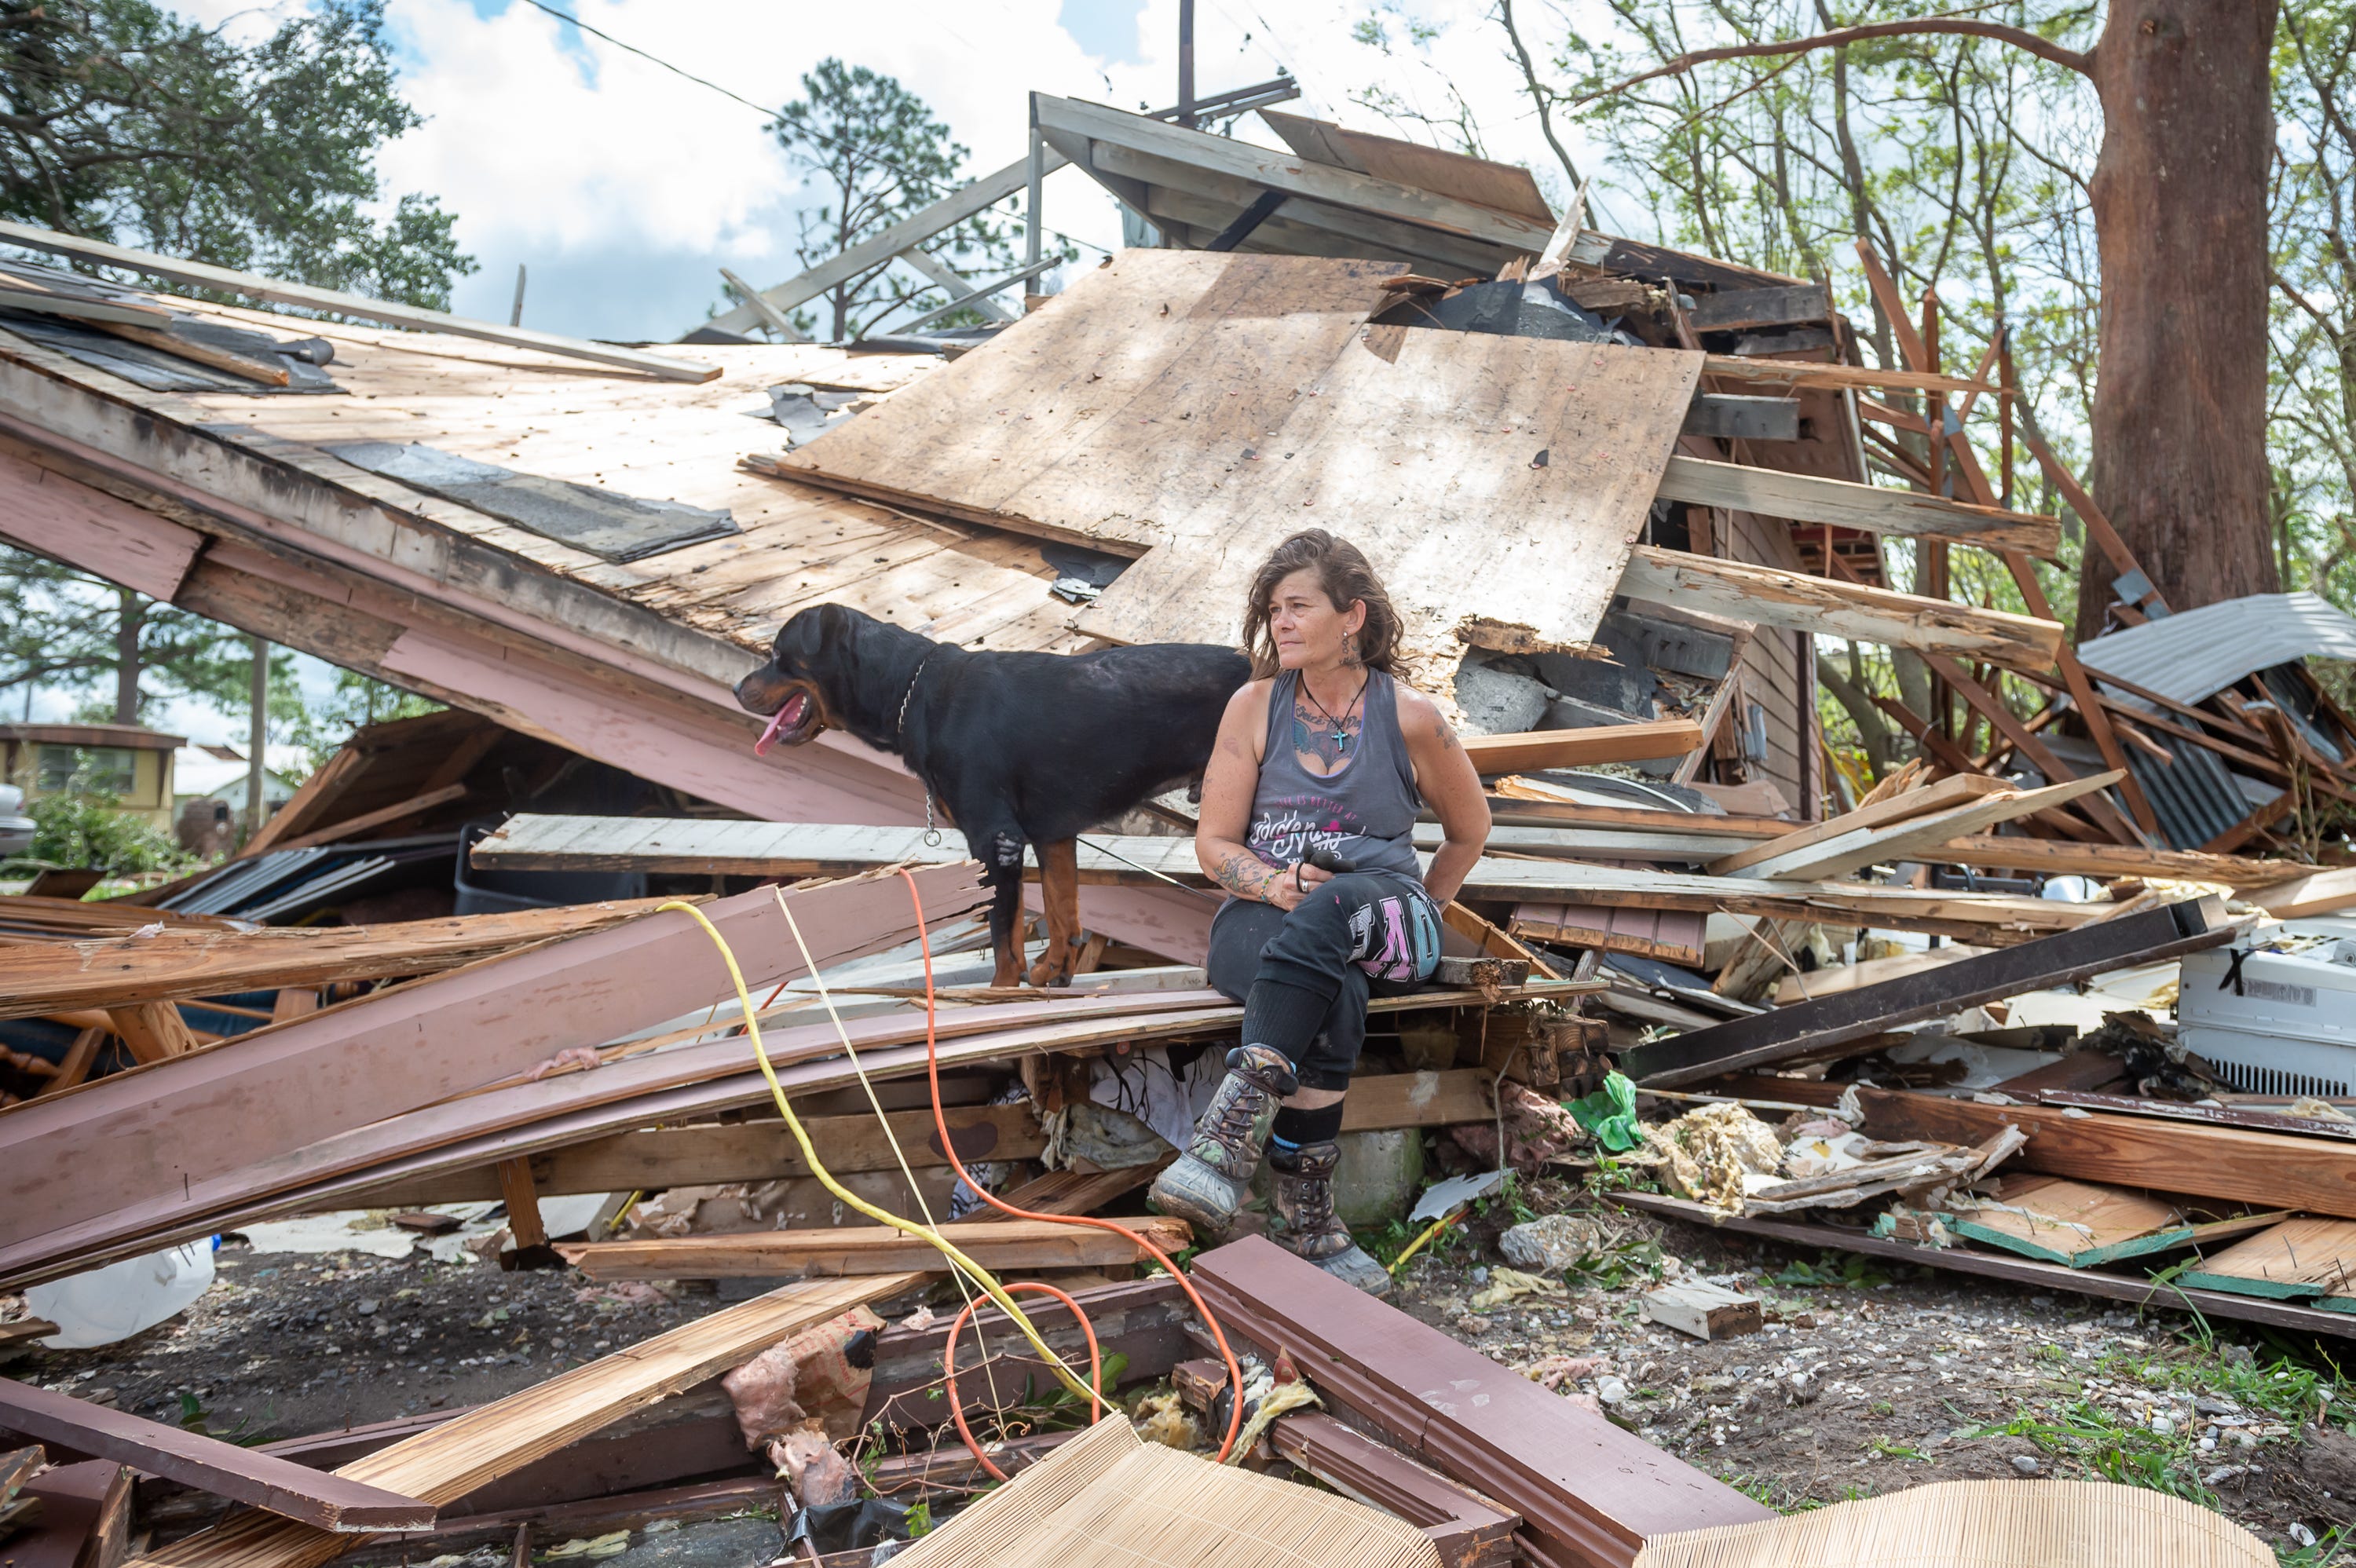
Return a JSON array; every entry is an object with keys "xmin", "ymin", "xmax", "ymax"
[{"xmin": 779, "ymin": 248, "xmax": 1702, "ymax": 683}]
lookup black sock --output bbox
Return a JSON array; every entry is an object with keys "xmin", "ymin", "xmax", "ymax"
[
  {"xmin": 1270, "ymin": 1101, "xmax": 1345, "ymax": 1164},
  {"xmin": 1242, "ymin": 980, "xmax": 1329, "ymax": 1062}
]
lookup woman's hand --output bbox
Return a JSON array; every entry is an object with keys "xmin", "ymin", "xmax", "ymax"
[{"xmin": 1264, "ymin": 859, "xmax": 1333, "ymax": 912}]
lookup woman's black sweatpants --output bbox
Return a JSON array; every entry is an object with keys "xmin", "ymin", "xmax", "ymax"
[{"xmin": 1204, "ymin": 870, "xmax": 1442, "ymax": 1091}]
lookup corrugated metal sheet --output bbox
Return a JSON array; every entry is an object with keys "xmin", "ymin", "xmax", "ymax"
[
  {"xmin": 2122, "ymin": 736, "xmax": 2277, "ymax": 851},
  {"xmin": 2076, "ymin": 591, "xmax": 2356, "ymax": 706}
]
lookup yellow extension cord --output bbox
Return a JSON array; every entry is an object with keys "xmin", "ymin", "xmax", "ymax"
[{"xmin": 655, "ymin": 900, "xmax": 1097, "ymax": 1403}]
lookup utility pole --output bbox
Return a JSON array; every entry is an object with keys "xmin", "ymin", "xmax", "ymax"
[
  {"xmin": 510, "ymin": 264, "xmax": 528, "ymax": 327},
  {"xmin": 246, "ymin": 635, "xmax": 269, "ymax": 839},
  {"xmin": 1177, "ymin": 0, "xmax": 1196, "ymax": 129}
]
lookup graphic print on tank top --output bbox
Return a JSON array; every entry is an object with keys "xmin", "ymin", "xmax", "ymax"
[{"xmin": 1245, "ymin": 788, "xmax": 1374, "ymax": 868}]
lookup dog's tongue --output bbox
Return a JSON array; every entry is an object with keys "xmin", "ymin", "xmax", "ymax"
[{"xmin": 753, "ymin": 693, "xmax": 808, "ymax": 756}]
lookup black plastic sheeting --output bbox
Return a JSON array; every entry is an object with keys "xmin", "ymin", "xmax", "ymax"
[{"xmin": 326, "ymin": 441, "xmax": 739, "ymax": 562}]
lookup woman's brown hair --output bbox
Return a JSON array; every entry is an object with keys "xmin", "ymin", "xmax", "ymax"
[{"xmin": 1240, "ymin": 529, "xmax": 1403, "ymax": 679}]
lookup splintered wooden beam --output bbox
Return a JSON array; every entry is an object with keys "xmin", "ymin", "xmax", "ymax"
[
  {"xmin": 1655, "ymin": 455, "xmax": 2058, "ymax": 556},
  {"xmin": 1700, "ymin": 354, "xmax": 1990, "ymax": 397},
  {"xmin": 1707, "ymin": 773, "xmax": 2012, "ymax": 876},
  {"xmin": 1916, "ymin": 652, "xmax": 2142, "ymax": 845},
  {"xmin": 1616, "ymin": 546, "xmax": 2062, "ymax": 671},
  {"xmin": 0, "ymin": 1379, "xmax": 433, "ymax": 1532},
  {"xmin": 0, "ymin": 900, "xmax": 679, "ymax": 1022},
  {"xmin": 1621, "ymin": 897, "xmax": 2230, "ymax": 1088},
  {"xmin": 1728, "ymin": 772, "xmax": 2122, "ymax": 883},
  {"xmin": 1931, "ymin": 835, "xmax": 2303, "ymax": 887},
  {"xmin": 129, "ymin": 1277, "xmax": 914, "ymax": 1568},
  {"xmin": 558, "ymin": 1216, "xmax": 1194, "ymax": 1281},
  {"xmin": 1853, "ymin": 1091, "xmax": 2356, "ymax": 1224},
  {"xmin": 2243, "ymin": 864, "xmax": 2356, "ymax": 919}
]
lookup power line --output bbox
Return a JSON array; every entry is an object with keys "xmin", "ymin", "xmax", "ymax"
[
  {"xmin": 514, "ymin": 0, "xmax": 779, "ymax": 119},
  {"xmin": 506, "ymin": 2, "xmax": 1112, "ymax": 265}
]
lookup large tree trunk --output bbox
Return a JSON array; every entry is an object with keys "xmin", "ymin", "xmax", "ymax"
[{"xmin": 2080, "ymin": 0, "xmax": 2280, "ymax": 641}]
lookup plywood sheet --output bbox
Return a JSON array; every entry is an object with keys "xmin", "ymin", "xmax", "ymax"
[
  {"xmin": 1260, "ymin": 109, "xmax": 1553, "ymax": 224},
  {"xmin": 780, "ymin": 250, "xmax": 1701, "ymax": 687},
  {"xmin": 2181, "ymin": 1216, "xmax": 2356, "ymax": 1299},
  {"xmin": 1944, "ymin": 1178, "xmax": 2188, "ymax": 1268}
]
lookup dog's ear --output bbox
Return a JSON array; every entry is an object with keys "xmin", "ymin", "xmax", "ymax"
[{"xmin": 814, "ymin": 603, "xmax": 855, "ymax": 652}]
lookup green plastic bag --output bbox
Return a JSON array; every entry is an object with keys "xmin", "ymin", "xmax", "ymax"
[{"xmin": 1568, "ymin": 1070, "xmax": 1641, "ymax": 1153}]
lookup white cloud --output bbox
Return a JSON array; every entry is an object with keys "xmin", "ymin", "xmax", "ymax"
[{"xmin": 354, "ymin": 0, "xmax": 1619, "ymax": 339}]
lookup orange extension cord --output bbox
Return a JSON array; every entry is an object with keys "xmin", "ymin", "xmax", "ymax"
[{"xmin": 896, "ymin": 868, "xmax": 1250, "ymax": 1476}]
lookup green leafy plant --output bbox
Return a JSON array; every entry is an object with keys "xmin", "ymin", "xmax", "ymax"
[
  {"xmin": 11, "ymin": 788, "xmax": 191, "ymax": 876},
  {"xmin": 1561, "ymin": 1235, "xmax": 1665, "ymax": 1292},
  {"xmin": 1769, "ymin": 1252, "xmax": 1888, "ymax": 1291}
]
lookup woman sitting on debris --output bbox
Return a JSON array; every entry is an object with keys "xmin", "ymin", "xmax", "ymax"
[{"xmin": 1149, "ymin": 528, "xmax": 1491, "ymax": 1294}]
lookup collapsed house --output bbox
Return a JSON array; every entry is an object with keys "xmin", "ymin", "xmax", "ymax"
[{"xmin": 1, "ymin": 91, "xmax": 2347, "ymax": 1568}]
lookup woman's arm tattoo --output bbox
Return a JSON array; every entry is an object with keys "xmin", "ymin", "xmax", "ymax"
[{"xmin": 1213, "ymin": 849, "xmax": 1280, "ymax": 901}]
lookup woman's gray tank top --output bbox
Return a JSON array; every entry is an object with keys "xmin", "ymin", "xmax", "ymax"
[{"xmin": 1241, "ymin": 669, "xmax": 1425, "ymax": 882}]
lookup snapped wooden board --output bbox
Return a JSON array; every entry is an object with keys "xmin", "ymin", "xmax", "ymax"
[{"xmin": 779, "ymin": 250, "xmax": 1702, "ymax": 686}]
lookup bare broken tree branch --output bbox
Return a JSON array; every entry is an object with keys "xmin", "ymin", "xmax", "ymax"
[{"xmin": 1574, "ymin": 16, "xmax": 2093, "ymax": 109}]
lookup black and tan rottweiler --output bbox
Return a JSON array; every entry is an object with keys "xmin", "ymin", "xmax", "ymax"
[{"xmin": 736, "ymin": 605, "xmax": 1248, "ymax": 987}]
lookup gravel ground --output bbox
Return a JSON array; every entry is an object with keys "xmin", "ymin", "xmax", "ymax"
[
  {"xmin": 4, "ymin": 1241, "xmax": 727, "ymax": 1443},
  {"xmin": 1385, "ymin": 1181, "xmax": 2356, "ymax": 1559},
  {"xmin": 9, "ymin": 1194, "xmax": 2354, "ymax": 1563}
]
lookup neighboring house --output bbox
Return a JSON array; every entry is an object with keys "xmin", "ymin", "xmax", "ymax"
[
  {"xmin": 0, "ymin": 723, "xmax": 185, "ymax": 834},
  {"xmin": 173, "ymin": 744, "xmax": 304, "ymax": 858},
  {"xmin": 173, "ymin": 744, "xmax": 303, "ymax": 811}
]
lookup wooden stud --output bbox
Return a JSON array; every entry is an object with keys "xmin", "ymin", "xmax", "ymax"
[
  {"xmin": 104, "ymin": 1003, "xmax": 197, "ymax": 1063},
  {"xmin": 496, "ymin": 1158, "xmax": 548, "ymax": 1250}
]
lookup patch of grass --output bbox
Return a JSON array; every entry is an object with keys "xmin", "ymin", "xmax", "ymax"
[
  {"xmin": 2069, "ymin": 1316, "xmax": 2353, "ymax": 1431},
  {"xmin": 1963, "ymin": 1397, "xmax": 2213, "ymax": 1505}
]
